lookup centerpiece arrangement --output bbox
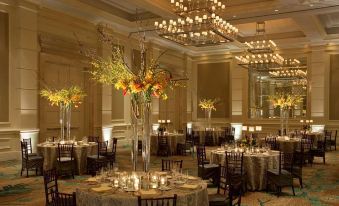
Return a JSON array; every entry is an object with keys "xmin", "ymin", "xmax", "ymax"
[
  {"xmin": 86, "ymin": 27, "xmax": 181, "ymax": 172},
  {"xmin": 199, "ymin": 98, "xmax": 218, "ymax": 129},
  {"xmin": 268, "ymin": 93, "xmax": 302, "ymax": 135},
  {"xmin": 40, "ymin": 86, "xmax": 86, "ymax": 141}
]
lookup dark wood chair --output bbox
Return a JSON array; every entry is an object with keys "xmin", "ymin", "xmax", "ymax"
[
  {"xmin": 157, "ymin": 134, "xmax": 170, "ymax": 156},
  {"xmin": 292, "ymin": 151, "xmax": 304, "ymax": 188},
  {"xmin": 266, "ymin": 152, "xmax": 295, "ymax": 196},
  {"xmin": 87, "ymin": 141, "xmax": 109, "ymax": 176},
  {"xmin": 22, "ymin": 138, "xmax": 38, "ymax": 157},
  {"xmin": 161, "ymin": 159, "xmax": 183, "ymax": 172},
  {"xmin": 56, "ymin": 143, "xmax": 75, "ymax": 178},
  {"xmin": 311, "ymin": 140, "xmax": 326, "ymax": 164},
  {"xmin": 102, "ymin": 138, "xmax": 118, "ymax": 167},
  {"xmin": 43, "ymin": 168, "xmax": 76, "ymax": 206},
  {"xmin": 225, "ymin": 151, "xmax": 247, "ymax": 193},
  {"xmin": 324, "ymin": 130, "xmax": 332, "ymax": 151},
  {"xmin": 329, "ymin": 130, "xmax": 337, "ymax": 151},
  {"xmin": 20, "ymin": 141, "xmax": 44, "ymax": 177},
  {"xmin": 209, "ymin": 166, "xmax": 242, "ymax": 206},
  {"xmin": 197, "ymin": 145, "xmax": 220, "ymax": 185},
  {"xmin": 265, "ymin": 136, "xmax": 278, "ymax": 150},
  {"xmin": 177, "ymin": 134, "xmax": 194, "ymax": 156},
  {"xmin": 137, "ymin": 194, "xmax": 177, "ymax": 206},
  {"xmin": 299, "ymin": 138, "xmax": 313, "ymax": 165}
]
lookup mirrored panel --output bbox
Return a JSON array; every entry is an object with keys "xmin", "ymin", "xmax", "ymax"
[{"xmin": 248, "ymin": 57, "xmax": 307, "ymax": 119}]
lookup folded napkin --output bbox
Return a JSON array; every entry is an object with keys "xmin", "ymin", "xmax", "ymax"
[
  {"xmin": 91, "ymin": 185, "xmax": 111, "ymax": 192},
  {"xmin": 86, "ymin": 177, "xmax": 97, "ymax": 182},
  {"xmin": 180, "ymin": 184, "xmax": 199, "ymax": 189},
  {"xmin": 139, "ymin": 189, "xmax": 158, "ymax": 195},
  {"xmin": 157, "ymin": 171, "xmax": 167, "ymax": 175},
  {"xmin": 187, "ymin": 176, "xmax": 198, "ymax": 180}
]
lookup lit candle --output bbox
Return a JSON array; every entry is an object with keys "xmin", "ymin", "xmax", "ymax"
[{"xmin": 171, "ymin": 0, "xmax": 175, "ymax": 3}]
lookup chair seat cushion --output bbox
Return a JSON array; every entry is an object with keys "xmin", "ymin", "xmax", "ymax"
[
  {"xmin": 104, "ymin": 152, "xmax": 115, "ymax": 156},
  {"xmin": 203, "ymin": 163, "xmax": 219, "ymax": 169},
  {"xmin": 58, "ymin": 157, "xmax": 73, "ymax": 162},
  {"xmin": 28, "ymin": 155, "xmax": 43, "ymax": 161},
  {"xmin": 208, "ymin": 194, "xmax": 229, "ymax": 206},
  {"xmin": 87, "ymin": 155, "xmax": 105, "ymax": 159},
  {"xmin": 267, "ymin": 169, "xmax": 291, "ymax": 176},
  {"xmin": 28, "ymin": 153, "xmax": 38, "ymax": 157}
]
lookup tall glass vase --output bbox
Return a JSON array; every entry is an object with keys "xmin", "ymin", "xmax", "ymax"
[
  {"xmin": 205, "ymin": 108, "xmax": 212, "ymax": 129},
  {"xmin": 65, "ymin": 104, "xmax": 72, "ymax": 141},
  {"xmin": 59, "ymin": 103, "xmax": 65, "ymax": 141},
  {"xmin": 142, "ymin": 102, "xmax": 152, "ymax": 172},
  {"xmin": 280, "ymin": 108, "xmax": 284, "ymax": 136},
  {"xmin": 131, "ymin": 98, "xmax": 141, "ymax": 171}
]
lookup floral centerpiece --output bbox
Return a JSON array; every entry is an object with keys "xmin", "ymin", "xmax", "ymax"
[
  {"xmin": 86, "ymin": 27, "xmax": 181, "ymax": 171},
  {"xmin": 41, "ymin": 86, "xmax": 86, "ymax": 141},
  {"xmin": 268, "ymin": 93, "xmax": 303, "ymax": 109},
  {"xmin": 199, "ymin": 98, "xmax": 219, "ymax": 129},
  {"xmin": 268, "ymin": 92, "xmax": 302, "ymax": 135}
]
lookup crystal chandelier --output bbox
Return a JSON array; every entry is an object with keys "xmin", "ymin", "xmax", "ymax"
[
  {"xmin": 154, "ymin": 0, "xmax": 239, "ymax": 47},
  {"xmin": 235, "ymin": 22, "xmax": 284, "ymax": 69},
  {"xmin": 269, "ymin": 58, "xmax": 307, "ymax": 79}
]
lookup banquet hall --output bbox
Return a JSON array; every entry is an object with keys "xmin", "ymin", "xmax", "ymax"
[{"xmin": 0, "ymin": 0, "xmax": 338, "ymax": 205}]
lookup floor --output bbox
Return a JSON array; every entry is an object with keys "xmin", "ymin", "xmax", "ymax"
[{"xmin": 0, "ymin": 147, "xmax": 338, "ymax": 206}]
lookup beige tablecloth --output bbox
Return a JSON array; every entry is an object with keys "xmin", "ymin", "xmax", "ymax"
[
  {"xmin": 210, "ymin": 149, "xmax": 280, "ymax": 191},
  {"xmin": 151, "ymin": 133, "xmax": 185, "ymax": 155},
  {"xmin": 37, "ymin": 143, "xmax": 97, "ymax": 174},
  {"xmin": 76, "ymin": 177, "xmax": 208, "ymax": 206}
]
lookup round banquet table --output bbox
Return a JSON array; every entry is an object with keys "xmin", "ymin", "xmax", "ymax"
[
  {"xmin": 150, "ymin": 133, "xmax": 185, "ymax": 155},
  {"xmin": 76, "ymin": 175, "xmax": 209, "ymax": 206},
  {"xmin": 37, "ymin": 142, "xmax": 97, "ymax": 174},
  {"xmin": 259, "ymin": 137, "xmax": 301, "ymax": 153},
  {"xmin": 210, "ymin": 149, "xmax": 280, "ymax": 191}
]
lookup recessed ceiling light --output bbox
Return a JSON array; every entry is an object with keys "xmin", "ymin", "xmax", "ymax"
[
  {"xmin": 233, "ymin": 15, "xmax": 237, "ymax": 18},
  {"xmin": 309, "ymin": 4, "xmax": 314, "ymax": 7},
  {"xmin": 274, "ymin": 9, "xmax": 279, "ymax": 12}
]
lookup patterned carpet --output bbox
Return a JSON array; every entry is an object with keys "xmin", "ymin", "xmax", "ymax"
[{"xmin": 0, "ymin": 147, "xmax": 338, "ymax": 206}]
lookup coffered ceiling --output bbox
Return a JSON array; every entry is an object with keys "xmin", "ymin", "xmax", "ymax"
[{"xmin": 39, "ymin": 0, "xmax": 339, "ymax": 53}]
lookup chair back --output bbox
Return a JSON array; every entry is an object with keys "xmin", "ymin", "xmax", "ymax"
[
  {"xmin": 279, "ymin": 152, "xmax": 294, "ymax": 173},
  {"xmin": 278, "ymin": 129, "xmax": 287, "ymax": 136},
  {"xmin": 217, "ymin": 166, "xmax": 242, "ymax": 205},
  {"xmin": 138, "ymin": 194, "xmax": 177, "ymax": 206},
  {"xmin": 51, "ymin": 191, "xmax": 76, "ymax": 206},
  {"xmin": 265, "ymin": 136, "xmax": 277, "ymax": 150},
  {"xmin": 111, "ymin": 138, "xmax": 118, "ymax": 153},
  {"xmin": 196, "ymin": 145, "xmax": 207, "ymax": 166},
  {"xmin": 22, "ymin": 138, "xmax": 33, "ymax": 154},
  {"xmin": 161, "ymin": 159, "xmax": 183, "ymax": 172},
  {"xmin": 98, "ymin": 141, "xmax": 108, "ymax": 156},
  {"xmin": 158, "ymin": 134, "xmax": 169, "ymax": 147},
  {"xmin": 225, "ymin": 152, "xmax": 244, "ymax": 176},
  {"xmin": 324, "ymin": 130, "xmax": 332, "ymax": 140},
  {"xmin": 43, "ymin": 168, "xmax": 59, "ymax": 205},
  {"xmin": 300, "ymin": 138, "xmax": 312, "ymax": 152},
  {"xmin": 57, "ymin": 143, "xmax": 74, "ymax": 161},
  {"xmin": 20, "ymin": 141, "xmax": 29, "ymax": 160}
]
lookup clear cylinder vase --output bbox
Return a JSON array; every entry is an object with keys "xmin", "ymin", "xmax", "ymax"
[
  {"xmin": 280, "ymin": 108, "xmax": 284, "ymax": 136},
  {"xmin": 59, "ymin": 103, "xmax": 65, "ymax": 141},
  {"xmin": 205, "ymin": 108, "xmax": 212, "ymax": 129},
  {"xmin": 65, "ymin": 105, "xmax": 72, "ymax": 141},
  {"xmin": 131, "ymin": 98, "xmax": 140, "ymax": 171},
  {"xmin": 142, "ymin": 102, "xmax": 152, "ymax": 172}
]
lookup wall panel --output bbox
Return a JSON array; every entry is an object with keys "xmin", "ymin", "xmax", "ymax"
[
  {"xmin": 197, "ymin": 62, "xmax": 230, "ymax": 119},
  {"xmin": 0, "ymin": 12, "xmax": 9, "ymax": 122}
]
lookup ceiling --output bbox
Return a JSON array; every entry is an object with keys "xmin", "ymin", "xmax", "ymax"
[{"xmin": 40, "ymin": 0, "xmax": 339, "ymax": 54}]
